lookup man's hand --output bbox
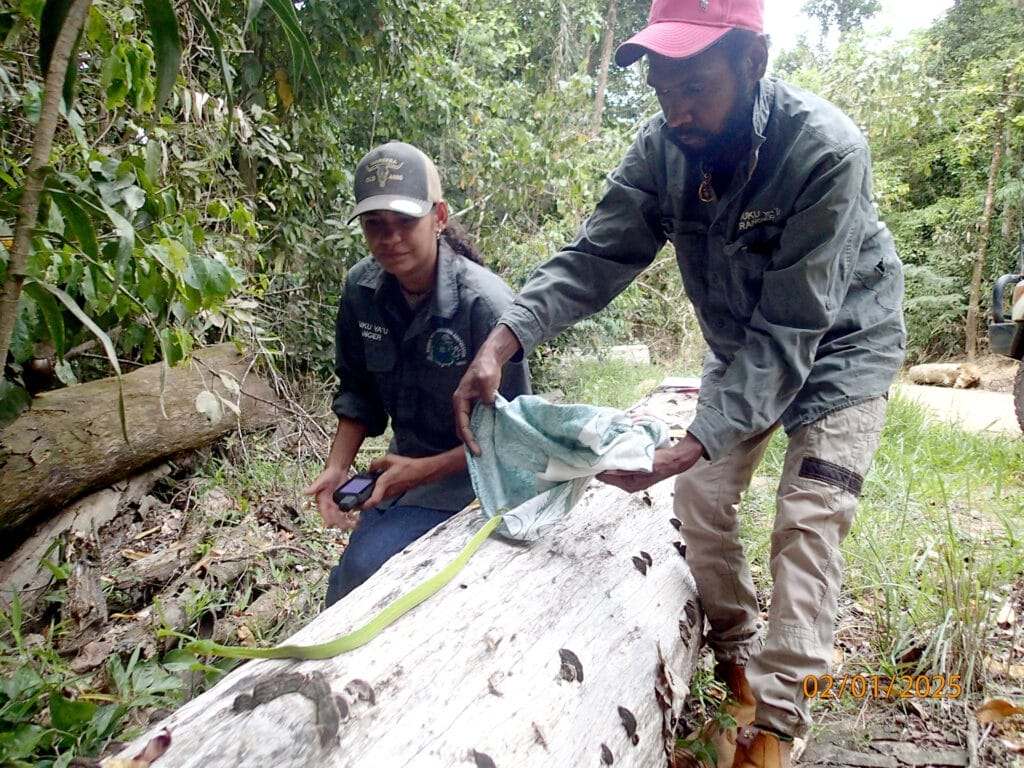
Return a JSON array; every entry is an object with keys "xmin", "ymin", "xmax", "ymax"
[
  {"xmin": 453, "ymin": 324, "xmax": 522, "ymax": 455},
  {"xmin": 597, "ymin": 434, "xmax": 706, "ymax": 493}
]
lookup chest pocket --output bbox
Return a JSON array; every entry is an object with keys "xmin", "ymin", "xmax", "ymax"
[
  {"xmin": 664, "ymin": 217, "xmax": 709, "ymax": 306},
  {"xmin": 364, "ymin": 335, "xmax": 399, "ymax": 412},
  {"xmin": 719, "ymin": 225, "xmax": 782, "ymax": 321},
  {"xmin": 414, "ymin": 328, "xmax": 470, "ymax": 442}
]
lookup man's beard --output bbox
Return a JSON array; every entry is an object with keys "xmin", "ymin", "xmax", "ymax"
[{"xmin": 669, "ymin": 81, "xmax": 756, "ymax": 171}]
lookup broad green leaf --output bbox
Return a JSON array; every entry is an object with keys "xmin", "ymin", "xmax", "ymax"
[
  {"xmin": 89, "ymin": 703, "xmax": 124, "ymax": 740},
  {"xmin": 100, "ymin": 47, "xmax": 129, "ymax": 109},
  {"xmin": 158, "ymin": 326, "xmax": 191, "ymax": 366},
  {"xmin": 243, "ymin": 0, "xmax": 263, "ymax": 32},
  {"xmin": 49, "ymin": 692, "xmax": 96, "ymax": 732},
  {"xmin": 140, "ymin": 0, "xmax": 181, "ymax": 114},
  {"xmin": 184, "ymin": 254, "xmax": 234, "ymax": 298},
  {"xmin": 160, "ymin": 648, "xmax": 201, "ymax": 671},
  {"xmin": 120, "ymin": 185, "xmax": 146, "ymax": 212},
  {"xmin": 206, "ymin": 199, "xmax": 230, "ymax": 219},
  {"xmin": 144, "ymin": 138, "xmax": 162, "ymax": 184},
  {"xmin": 37, "ymin": 0, "xmax": 71, "ymax": 78},
  {"xmin": 22, "ymin": 281, "xmax": 67, "ymax": 358},
  {"xmin": 99, "ymin": 200, "xmax": 136, "ymax": 288},
  {"xmin": 24, "ymin": 278, "xmax": 128, "ymax": 443},
  {"xmin": 49, "ymin": 188, "xmax": 99, "ymax": 261},
  {"xmin": 9, "ymin": 299, "xmax": 34, "ymax": 363},
  {"xmin": 25, "ymin": 279, "xmax": 121, "ymax": 377},
  {"xmin": 0, "ymin": 378, "xmax": 32, "ymax": 427},
  {"xmin": 263, "ymin": 0, "xmax": 325, "ymax": 102},
  {"xmin": 0, "ymin": 723, "xmax": 46, "ymax": 760}
]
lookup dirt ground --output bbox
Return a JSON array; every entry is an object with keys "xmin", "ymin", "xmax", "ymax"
[{"xmin": 972, "ymin": 355, "xmax": 1022, "ymax": 394}]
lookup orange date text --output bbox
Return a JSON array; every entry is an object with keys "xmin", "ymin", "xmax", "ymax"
[{"xmin": 802, "ymin": 674, "xmax": 963, "ymax": 700}]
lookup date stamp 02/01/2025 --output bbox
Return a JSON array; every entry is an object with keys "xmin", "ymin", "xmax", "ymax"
[{"xmin": 803, "ymin": 674, "xmax": 963, "ymax": 700}]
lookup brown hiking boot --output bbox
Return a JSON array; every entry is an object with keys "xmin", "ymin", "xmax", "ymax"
[
  {"xmin": 731, "ymin": 727, "xmax": 793, "ymax": 768},
  {"xmin": 674, "ymin": 663, "xmax": 757, "ymax": 767},
  {"xmin": 708, "ymin": 663, "xmax": 756, "ymax": 767}
]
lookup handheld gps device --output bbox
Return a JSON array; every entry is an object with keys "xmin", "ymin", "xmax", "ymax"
[{"xmin": 332, "ymin": 471, "xmax": 382, "ymax": 511}]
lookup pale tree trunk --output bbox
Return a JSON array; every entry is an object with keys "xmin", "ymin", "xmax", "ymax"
[
  {"xmin": 966, "ymin": 87, "xmax": 1009, "ymax": 361},
  {"xmin": 591, "ymin": 0, "xmax": 617, "ymax": 135},
  {"xmin": 110, "ymin": 481, "xmax": 702, "ymax": 768},
  {"xmin": 0, "ymin": 0, "xmax": 93, "ymax": 368},
  {"xmin": 110, "ymin": 391, "xmax": 704, "ymax": 768},
  {"xmin": 548, "ymin": 0, "xmax": 569, "ymax": 91}
]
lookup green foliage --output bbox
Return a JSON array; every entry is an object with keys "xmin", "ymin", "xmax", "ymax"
[
  {"xmin": 546, "ymin": 354, "xmax": 671, "ymax": 408},
  {"xmin": 801, "ymin": 0, "xmax": 881, "ymax": 37},
  {"xmin": 848, "ymin": 395, "xmax": 1024, "ymax": 692},
  {"xmin": 781, "ymin": 1, "xmax": 1024, "ymax": 360},
  {"xmin": 0, "ymin": 598, "xmax": 185, "ymax": 767}
]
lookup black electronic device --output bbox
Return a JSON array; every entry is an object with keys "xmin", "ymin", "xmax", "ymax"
[{"xmin": 332, "ymin": 471, "xmax": 382, "ymax": 511}]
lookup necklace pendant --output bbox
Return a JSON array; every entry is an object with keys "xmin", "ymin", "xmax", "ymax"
[{"xmin": 698, "ymin": 170, "xmax": 715, "ymax": 203}]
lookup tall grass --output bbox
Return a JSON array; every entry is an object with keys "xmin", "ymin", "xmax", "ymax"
[{"xmin": 733, "ymin": 390, "xmax": 1024, "ymax": 700}]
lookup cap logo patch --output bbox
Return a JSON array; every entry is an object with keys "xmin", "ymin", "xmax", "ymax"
[{"xmin": 366, "ymin": 157, "xmax": 405, "ymax": 189}]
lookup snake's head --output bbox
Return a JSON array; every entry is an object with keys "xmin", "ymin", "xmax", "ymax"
[{"xmin": 185, "ymin": 639, "xmax": 219, "ymax": 656}]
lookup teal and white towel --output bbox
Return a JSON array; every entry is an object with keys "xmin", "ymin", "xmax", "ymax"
[{"xmin": 467, "ymin": 394, "xmax": 669, "ymax": 541}]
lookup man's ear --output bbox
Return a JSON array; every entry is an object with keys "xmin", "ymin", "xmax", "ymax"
[{"xmin": 745, "ymin": 35, "xmax": 769, "ymax": 84}]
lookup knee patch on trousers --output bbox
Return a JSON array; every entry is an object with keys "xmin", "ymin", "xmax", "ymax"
[{"xmin": 797, "ymin": 457, "xmax": 864, "ymax": 497}]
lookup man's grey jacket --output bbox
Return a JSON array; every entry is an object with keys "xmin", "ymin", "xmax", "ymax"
[{"xmin": 499, "ymin": 76, "xmax": 905, "ymax": 460}]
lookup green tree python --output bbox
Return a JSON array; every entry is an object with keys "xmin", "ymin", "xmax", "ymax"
[{"xmin": 185, "ymin": 515, "xmax": 502, "ymax": 660}]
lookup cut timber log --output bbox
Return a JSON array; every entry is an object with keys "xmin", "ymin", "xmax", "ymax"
[
  {"xmin": 110, "ymin": 390, "xmax": 704, "ymax": 768},
  {"xmin": 0, "ymin": 343, "xmax": 281, "ymax": 538},
  {"xmin": 907, "ymin": 362, "xmax": 981, "ymax": 389}
]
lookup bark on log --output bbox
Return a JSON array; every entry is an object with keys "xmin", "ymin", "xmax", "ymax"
[
  {"xmin": 0, "ymin": 343, "xmax": 281, "ymax": 537},
  {"xmin": 110, "ymin": 389, "xmax": 705, "ymax": 768},
  {"xmin": 907, "ymin": 362, "xmax": 981, "ymax": 389}
]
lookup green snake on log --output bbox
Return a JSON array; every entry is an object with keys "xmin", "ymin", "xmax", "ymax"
[{"xmin": 186, "ymin": 514, "xmax": 502, "ymax": 661}]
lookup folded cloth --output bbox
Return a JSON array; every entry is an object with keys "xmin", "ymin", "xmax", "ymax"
[{"xmin": 467, "ymin": 394, "xmax": 669, "ymax": 541}]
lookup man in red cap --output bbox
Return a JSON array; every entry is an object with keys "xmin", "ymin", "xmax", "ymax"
[{"xmin": 453, "ymin": 1, "xmax": 905, "ymax": 766}]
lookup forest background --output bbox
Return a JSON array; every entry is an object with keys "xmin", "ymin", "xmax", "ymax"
[
  {"xmin": 2, "ymin": 0, "xmax": 1024, "ymax": 765},
  {"xmin": 2, "ymin": 0, "xmax": 1023, "ymax": 413}
]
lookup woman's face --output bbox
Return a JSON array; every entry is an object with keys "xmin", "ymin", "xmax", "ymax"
[{"xmin": 359, "ymin": 204, "xmax": 445, "ymax": 287}]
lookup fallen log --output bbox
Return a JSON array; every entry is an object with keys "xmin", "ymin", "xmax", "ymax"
[
  {"xmin": 110, "ymin": 391, "xmax": 704, "ymax": 768},
  {"xmin": 111, "ymin": 483, "xmax": 701, "ymax": 768},
  {"xmin": 907, "ymin": 362, "xmax": 981, "ymax": 389},
  {"xmin": 0, "ymin": 463, "xmax": 170, "ymax": 613},
  {"xmin": 0, "ymin": 343, "xmax": 282, "ymax": 539}
]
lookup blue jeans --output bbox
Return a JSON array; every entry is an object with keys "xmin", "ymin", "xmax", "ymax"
[{"xmin": 325, "ymin": 505, "xmax": 455, "ymax": 607}]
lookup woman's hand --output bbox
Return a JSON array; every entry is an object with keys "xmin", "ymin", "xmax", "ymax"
[
  {"xmin": 359, "ymin": 454, "xmax": 424, "ymax": 510},
  {"xmin": 304, "ymin": 465, "xmax": 360, "ymax": 531}
]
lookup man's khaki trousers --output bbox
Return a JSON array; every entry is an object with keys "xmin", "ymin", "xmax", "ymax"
[{"xmin": 674, "ymin": 396, "xmax": 888, "ymax": 738}]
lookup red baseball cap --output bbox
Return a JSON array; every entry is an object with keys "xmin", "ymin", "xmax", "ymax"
[{"xmin": 615, "ymin": 0, "xmax": 764, "ymax": 67}]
